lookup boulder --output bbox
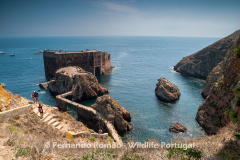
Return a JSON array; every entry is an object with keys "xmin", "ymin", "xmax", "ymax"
[
  {"xmin": 91, "ymin": 95, "xmax": 132, "ymax": 133},
  {"xmin": 48, "ymin": 67, "xmax": 108, "ymax": 101},
  {"xmin": 155, "ymin": 78, "xmax": 180, "ymax": 102},
  {"xmin": 169, "ymin": 123, "xmax": 187, "ymax": 133}
]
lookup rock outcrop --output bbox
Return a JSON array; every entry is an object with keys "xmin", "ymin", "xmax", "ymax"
[
  {"xmin": 196, "ymin": 33, "xmax": 240, "ymax": 135},
  {"xmin": 174, "ymin": 30, "xmax": 240, "ymax": 80},
  {"xmin": 155, "ymin": 78, "xmax": 180, "ymax": 102},
  {"xmin": 169, "ymin": 123, "xmax": 187, "ymax": 133},
  {"xmin": 0, "ymin": 85, "xmax": 29, "ymax": 112},
  {"xmin": 91, "ymin": 95, "xmax": 132, "ymax": 133},
  {"xmin": 39, "ymin": 81, "xmax": 54, "ymax": 89},
  {"xmin": 48, "ymin": 67, "xmax": 108, "ymax": 101}
]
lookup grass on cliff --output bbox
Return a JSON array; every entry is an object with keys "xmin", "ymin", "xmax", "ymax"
[
  {"xmin": 233, "ymin": 86, "xmax": 240, "ymax": 106},
  {"xmin": 229, "ymin": 110, "xmax": 238, "ymax": 122},
  {"xmin": 235, "ymin": 45, "xmax": 240, "ymax": 58}
]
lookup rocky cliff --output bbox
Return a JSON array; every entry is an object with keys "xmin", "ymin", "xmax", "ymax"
[
  {"xmin": 174, "ymin": 30, "xmax": 240, "ymax": 79},
  {"xmin": 92, "ymin": 95, "xmax": 132, "ymax": 133},
  {"xmin": 196, "ymin": 34, "xmax": 240, "ymax": 135},
  {"xmin": 0, "ymin": 85, "xmax": 29, "ymax": 112},
  {"xmin": 48, "ymin": 67, "xmax": 108, "ymax": 101}
]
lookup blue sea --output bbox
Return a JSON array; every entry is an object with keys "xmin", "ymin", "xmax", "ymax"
[{"xmin": 0, "ymin": 36, "xmax": 220, "ymax": 143}]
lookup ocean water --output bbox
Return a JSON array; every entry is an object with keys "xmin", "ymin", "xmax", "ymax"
[{"xmin": 0, "ymin": 36, "xmax": 220, "ymax": 143}]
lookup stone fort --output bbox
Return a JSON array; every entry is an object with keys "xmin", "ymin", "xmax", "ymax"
[{"xmin": 43, "ymin": 49, "xmax": 112, "ymax": 79}]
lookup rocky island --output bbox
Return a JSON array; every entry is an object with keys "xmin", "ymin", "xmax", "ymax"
[
  {"xmin": 169, "ymin": 122, "xmax": 187, "ymax": 133},
  {"xmin": 45, "ymin": 66, "xmax": 132, "ymax": 135},
  {"xmin": 155, "ymin": 78, "xmax": 181, "ymax": 103},
  {"xmin": 48, "ymin": 66, "xmax": 108, "ymax": 101}
]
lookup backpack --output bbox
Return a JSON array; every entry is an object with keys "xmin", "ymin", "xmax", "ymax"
[{"xmin": 38, "ymin": 107, "xmax": 42, "ymax": 113}]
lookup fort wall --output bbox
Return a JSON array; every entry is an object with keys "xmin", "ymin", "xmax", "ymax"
[{"xmin": 43, "ymin": 49, "xmax": 112, "ymax": 79}]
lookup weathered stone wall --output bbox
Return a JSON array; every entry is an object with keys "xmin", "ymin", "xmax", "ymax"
[
  {"xmin": 43, "ymin": 50, "xmax": 112, "ymax": 79},
  {"xmin": 43, "ymin": 52, "xmax": 58, "ymax": 78}
]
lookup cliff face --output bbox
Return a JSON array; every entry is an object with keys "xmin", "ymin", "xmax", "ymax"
[
  {"xmin": 0, "ymin": 85, "xmax": 29, "ymax": 112},
  {"xmin": 196, "ymin": 36, "xmax": 240, "ymax": 135},
  {"xmin": 48, "ymin": 67, "xmax": 108, "ymax": 101},
  {"xmin": 174, "ymin": 30, "xmax": 240, "ymax": 79}
]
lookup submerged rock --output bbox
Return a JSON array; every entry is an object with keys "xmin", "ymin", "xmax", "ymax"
[
  {"xmin": 91, "ymin": 95, "xmax": 132, "ymax": 133},
  {"xmin": 169, "ymin": 122, "xmax": 187, "ymax": 133},
  {"xmin": 48, "ymin": 67, "xmax": 108, "ymax": 101},
  {"xmin": 155, "ymin": 78, "xmax": 180, "ymax": 103}
]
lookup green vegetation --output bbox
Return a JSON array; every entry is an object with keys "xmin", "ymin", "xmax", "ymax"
[
  {"xmin": 166, "ymin": 146, "xmax": 202, "ymax": 160},
  {"xmin": 235, "ymin": 45, "xmax": 240, "ymax": 58},
  {"xmin": 7, "ymin": 124, "xmax": 17, "ymax": 132},
  {"xmin": 88, "ymin": 135, "xmax": 95, "ymax": 141},
  {"xmin": 229, "ymin": 110, "xmax": 237, "ymax": 122},
  {"xmin": 14, "ymin": 142, "xmax": 31, "ymax": 157},
  {"xmin": 233, "ymin": 86, "xmax": 240, "ymax": 93},
  {"xmin": 15, "ymin": 147, "xmax": 31, "ymax": 157},
  {"xmin": 233, "ymin": 133, "xmax": 240, "ymax": 139},
  {"xmin": 237, "ymin": 63, "xmax": 240, "ymax": 69},
  {"xmin": 235, "ymin": 96, "xmax": 240, "ymax": 106},
  {"xmin": 233, "ymin": 86, "xmax": 240, "ymax": 106},
  {"xmin": 108, "ymin": 136, "xmax": 114, "ymax": 142},
  {"xmin": 81, "ymin": 150, "xmax": 116, "ymax": 160}
]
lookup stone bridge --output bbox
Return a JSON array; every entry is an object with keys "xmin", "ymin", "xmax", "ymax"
[{"xmin": 56, "ymin": 92, "xmax": 123, "ymax": 145}]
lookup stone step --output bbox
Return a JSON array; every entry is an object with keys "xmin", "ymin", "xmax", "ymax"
[
  {"xmin": 52, "ymin": 121, "xmax": 60, "ymax": 127},
  {"xmin": 56, "ymin": 125, "xmax": 63, "ymax": 130},
  {"xmin": 43, "ymin": 115, "xmax": 53, "ymax": 123},
  {"xmin": 33, "ymin": 108, "xmax": 39, "ymax": 114},
  {"xmin": 48, "ymin": 119, "xmax": 56, "ymax": 125},
  {"xmin": 41, "ymin": 113, "xmax": 49, "ymax": 120}
]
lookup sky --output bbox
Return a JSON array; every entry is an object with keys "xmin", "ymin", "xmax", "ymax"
[{"xmin": 0, "ymin": 0, "xmax": 239, "ymax": 37}]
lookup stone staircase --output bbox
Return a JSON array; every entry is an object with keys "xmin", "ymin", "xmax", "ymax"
[
  {"xmin": 31, "ymin": 103, "xmax": 116, "ymax": 143},
  {"xmin": 32, "ymin": 107, "xmax": 63, "ymax": 130}
]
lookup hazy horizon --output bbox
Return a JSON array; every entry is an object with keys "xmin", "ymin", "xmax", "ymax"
[{"xmin": 0, "ymin": 0, "xmax": 239, "ymax": 37}]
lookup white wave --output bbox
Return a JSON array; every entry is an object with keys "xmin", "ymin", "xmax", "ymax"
[{"xmin": 38, "ymin": 91, "xmax": 46, "ymax": 94}]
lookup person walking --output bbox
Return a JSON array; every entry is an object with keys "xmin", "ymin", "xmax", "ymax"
[
  {"xmin": 35, "ymin": 91, "xmax": 39, "ymax": 103},
  {"xmin": 31, "ymin": 91, "xmax": 35, "ymax": 103},
  {"xmin": 38, "ymin": 101, "xmax": 43, "ymax": 119}
]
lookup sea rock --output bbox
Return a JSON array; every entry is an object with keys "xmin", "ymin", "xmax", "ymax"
[
  {"xmin": 155, "ymin": 78, "xmax": 180, "ymax": 102},
  {"xmin": 39, "ymin": 81, "xmax": 53, "ymax": 89},
  {"xmin": 91, "ymin": 95, "xmax": 132, "ymax": 133},
  {"xmin": 169, "ymin": 123, "xmax": 187, "ymax": 133},
  {"xmin": 195, "ymin": 32, "xmax": 240, "ymax": 135},
  {"xmin": 48, "ymin": 67, "xmax": 108, "ymax": 101},
  {"xmin": 174, "ymin": 30, "xmax": 240, "ymax": 80}
]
